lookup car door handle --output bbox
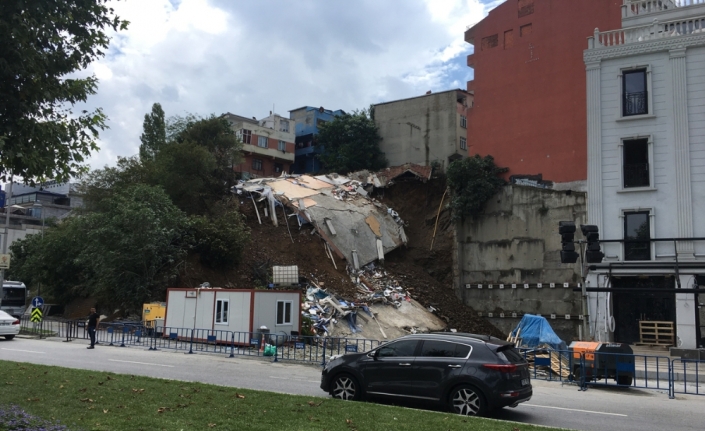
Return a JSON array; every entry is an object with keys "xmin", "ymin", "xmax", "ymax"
[
  {"xmin": 448, "ymin": 365, "xmax": 462, "ymax": 368},
  {"xmin": 399, "ymin": 363, "xmax": 412, "ymax": 366}
]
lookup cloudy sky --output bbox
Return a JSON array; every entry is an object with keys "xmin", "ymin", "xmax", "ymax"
[{"xmin": 80, "ymin": 0, "xmax": 505, "ymax": 170}]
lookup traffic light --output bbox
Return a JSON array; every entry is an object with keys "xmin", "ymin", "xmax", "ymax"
[
  {"xmin": 581, "ymin": 224, "xmax": 604, "ymax": 263},
  {"xmin": 559, "ymin": 221, "xmax": 579, "ymax": 264}
]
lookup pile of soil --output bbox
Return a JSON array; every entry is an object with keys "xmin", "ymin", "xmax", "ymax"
[{"xmin": 180, "ymin": 174, "xmax": 503, "ymax": 338}]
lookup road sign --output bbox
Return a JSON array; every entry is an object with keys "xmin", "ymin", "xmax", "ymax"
[
  {"xmin": 31, "ymin": 296, "xmax": 44, "ymax": 308},
  {"xmin": 31, "ymin": 307, "xmax": 43, "ymax": 323},
  {"xmin": 0, "ymin": 254, "xmax": 10, "ymax": 269}
]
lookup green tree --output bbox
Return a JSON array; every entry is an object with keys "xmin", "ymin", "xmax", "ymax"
[
  {"xmin": 154, "ymin": 115, "xmax": 242, "ymax": 215},
  {"xmin": 9, "ymin": 219, "xmax": 91, "ymax": 305},
  {"xmin": 81, "ymin": 184, "xmax": 191, "ymax": 310},
  {"xmin": 317, "ymin": 109, "xmax": 387, "ymax": 174},
  {"xmin": 189, "ymin": 198, "xmax": 250, "ymax": 269},
  {"xmin": 446, "ymin": 155, "xmax": 508, "ymax": 221},
  {"xmin": 139, "ymin": 103, "xmax": 167, "ymax": 162},
  {"xmin": 10, "ymin": 184, "xmax": 191, "ymax": 312},
  {"xmin": 0, "ymin": 0, "xmax": 128, "ymax": 182}
]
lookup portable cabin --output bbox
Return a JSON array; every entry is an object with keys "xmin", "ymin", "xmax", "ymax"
[{"xmin": 163, "ymin": 288, "xmax": 301, "ymax": 344}]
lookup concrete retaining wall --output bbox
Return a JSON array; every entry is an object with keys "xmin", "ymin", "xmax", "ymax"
[{"xmin": 454, "ymin": 185, "xmax": 587, "ymax": 341}]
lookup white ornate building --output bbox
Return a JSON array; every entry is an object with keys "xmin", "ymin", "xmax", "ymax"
[{"xmin": 584, "ymin": 0, "xmax": 705, "ymax": 349}]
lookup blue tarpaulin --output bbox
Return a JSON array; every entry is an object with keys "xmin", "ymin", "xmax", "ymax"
[{"xmin": 510, "ymin": 314, "xmax": 567, "ymax": 351}]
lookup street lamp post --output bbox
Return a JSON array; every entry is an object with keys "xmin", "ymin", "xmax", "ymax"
[{"xmin": 32, "ymin": 200, "xmax": 45, "ymax": 337}]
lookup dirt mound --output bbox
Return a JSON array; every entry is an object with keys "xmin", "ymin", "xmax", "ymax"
[{"xmin": 181, "ymin": 174, "xmax": 502, "ymax": 338}]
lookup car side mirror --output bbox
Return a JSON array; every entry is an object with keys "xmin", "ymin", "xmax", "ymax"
[{"xmin": 370, "ymin": 349, "xmax": 380, "ymax": 360}]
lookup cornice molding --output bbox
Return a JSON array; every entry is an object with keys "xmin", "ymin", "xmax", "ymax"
[{"xmin": 584, "ymin": 34, "xmax": 705, "ymax": 63}]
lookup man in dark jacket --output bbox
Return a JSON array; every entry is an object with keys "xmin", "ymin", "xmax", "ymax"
[{"xmin": 87, "ymin": 307, "xmax": 100, "ymax": 349}]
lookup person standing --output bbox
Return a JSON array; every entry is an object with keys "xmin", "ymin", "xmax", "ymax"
[{"xmin": 87, "ymin": 307, "xmax": 100, "ymax": 349}]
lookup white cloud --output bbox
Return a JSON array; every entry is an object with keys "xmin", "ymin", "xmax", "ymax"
[{"xmin": 78, "ymin": 0, "xmax": 492, "ymax": 170}]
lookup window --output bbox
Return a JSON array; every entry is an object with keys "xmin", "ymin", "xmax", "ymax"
[
  {"xmin": 240, "ymin": 129, "xmax": 252, "ymax": 144},
  {"xmin": 459, "ymin": 137, "xmax": 467, "ymax": 150},
  {"xmin": 518, "ymin": 0, "xmax": 534, "ymax": 18},
  {"xmin": 215, "ymin": 299, "xmax": 229, "ymax": 324},
  {"xmin": 257, "ymin": 136, "xmax": 268, "ymax": 148},
  {"xmin": 276, "ymin": 300, "xmax": 292, "ymax": 325},
  {"xmin": 316, "ymin": 119, "xmax": 328, "ymax": 128},
  {"xmin": 460, "ymin": 115, "xmax": 467, "ymax": 128},
  {"xmin": 376, "ymin": 340, "xmax": 418, "ymax": 357},
  {"xmin": 280, "ymin": 120, "xmax": 289, "ymax": 133},
  {"xmin": 623, "ymin": 139, "xmax": 649, "ymax": 188},
  {"xmin": 419, "ymin": 340, "xmax": 471, "ymax": 358},
  {"xmin": 274, "ymin": 163, "xmax": 283, "ymax": 173},
  {"xmin": 624, "ymin": 211, "xmax": 651, "ymax": 261},
  {"xmin": 481, "ymin": 34, "xmax": 499, "ymax": 50},
  {"xmin": 504, "ymin": 30, "xmax": 514, "ymax": 49},
  {"xmin": 520, "ymin": 23, "xmax": 532, "ymax": 37},
  {"xmin": 252, "ymin": 158, "xmax": 263, "ymax": 171},
  {"xmin": 278, "ymin": 140, "xmax": 286, "ymax": 151},
  {"xmin": 623, "ymin": 69, "xmax": 648, "ymax": 116}
]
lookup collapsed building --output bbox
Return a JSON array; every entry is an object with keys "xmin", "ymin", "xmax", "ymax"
[{"xmin": 233, "ymin": 164, "xmax": 446, "ymax": 340}]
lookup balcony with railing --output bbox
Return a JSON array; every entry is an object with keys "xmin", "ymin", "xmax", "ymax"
[
  {"xmin": 589, "ymin": 12, "xmax": 705, "ymax": 47},
  {"xmin": 622, "ymin": 0, "xmax": 705, "ymax": 19},
  {"xmin": 623, "ymin": 91, "xmax": 648, "ymax": 116}
]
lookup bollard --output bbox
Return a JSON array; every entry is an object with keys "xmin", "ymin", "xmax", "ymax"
[
  {"xmin": 120, "ymin": 325, "xmax": 127, "ymax": 347},
  {"xmin": 320, "ymin": 337, "xmax": 327, "ymax": 367},
  {"xmin": 188, "ymin": 329, "xmax": 195, "ymax": 354},
  {"xmin": 108, "ymin": 326, "xmax": 115, "ymax": 346}
]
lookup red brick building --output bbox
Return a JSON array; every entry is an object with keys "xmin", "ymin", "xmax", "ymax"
[
  {"xmin": 224, "ymin": 113, "xmax": 296, "ymax": 178},
  {"xmin": 465, "ymin": 0, "xmax": 621, "ymax": 188}
]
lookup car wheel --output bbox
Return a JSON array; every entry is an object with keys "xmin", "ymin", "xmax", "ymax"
[
  {"xmin": 5, "ymin": 335, "xmax": 15, "ymax": 340},
  {"xmin": 330, "ymin": 374, "xmax": 361, "ymax": 401},
  {"xmin": 449, "ymin": 384, "xmax": 487, "ymax": 416}
]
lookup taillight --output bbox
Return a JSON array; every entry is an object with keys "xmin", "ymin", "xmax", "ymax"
[
  {"xmin": 483, "ymin": 364, "xmax": 517, "ymax": 373},
  {"xmin": 12, "ymin": 319, "xmax": 20, "ymax": 325}
]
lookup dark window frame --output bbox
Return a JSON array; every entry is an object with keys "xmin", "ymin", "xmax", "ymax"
[
  {"xmin": 241, "ymin": 129, "xmax": 252, "ymax": 144},
  {"xmin": 252, "ymin": 158, "xmax": 263, "ymax": 171},
  {"xmin": 623, "ymin": 138, "xmax": 650, "ymax": 188},
  {"xmin": 623, "ymin": 69, "xmax": 648, "ymax": 117},
  {"xmin": 276, "ymin": 300, "xmax": 292, "ymax": 325},
  {"xmin": 624, "ymin": 211, "xmax": 651, "ymax": 261}
]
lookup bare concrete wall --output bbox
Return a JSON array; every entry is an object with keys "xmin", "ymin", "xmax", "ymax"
[
  {"xmin": 374, "ymin": 90, "xmax": 469, "ymax": 170},
  {"xmin": 453, "ymin": 185, "xmax": 586, "ymax": 341}
]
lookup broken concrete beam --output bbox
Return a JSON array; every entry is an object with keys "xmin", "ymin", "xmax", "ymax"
[{"xmin": 325, "ymin": 218, "xmax": 337, "ymax": 236}]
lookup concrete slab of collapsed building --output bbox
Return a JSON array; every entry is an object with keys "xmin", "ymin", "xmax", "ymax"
[
  {"xmin": 347, "ymin": 163, "xmax": 433, "ymax": 188},
  {"xmin": 235, "ymin": 174, "xmax": 407, "ymax": 267}
]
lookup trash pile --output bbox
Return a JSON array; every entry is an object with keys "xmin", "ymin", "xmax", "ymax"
[{"xmin": 301, "ymin": 261, "xmax": 438, "ymax": 339}]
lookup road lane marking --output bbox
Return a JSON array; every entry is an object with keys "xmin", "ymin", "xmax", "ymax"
[
  {"xmin": 1, "ymin": 348, "xmax": 46, "ymax": 354},
  {"xmin": 108, "ymin": 359, "xmax": 174, "ymax": 368},
  {"xmin": 524, "ymin": 404, "xmax": 628, "ymax": 417},
  {"xmin": 269, "ymin": 376, "xmax": 313, "ymax": 382}
]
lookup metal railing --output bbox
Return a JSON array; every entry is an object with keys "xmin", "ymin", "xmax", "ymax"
[
  {"xmin": 591, "ymin": 13, "xmax": 705, "ymax": 47},
  {"xmin": 31, "ymin": 320, "xmax": 705, "ymax": 398},
  {"xmin": 623, "ymin": 92, "xmax": 649, "ymax": 117},
  {"xmin": 520, "ymin": 347, "xmax": 704, "ymax": 397}
]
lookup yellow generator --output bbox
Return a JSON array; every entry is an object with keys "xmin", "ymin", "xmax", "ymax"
[{"xmin": 142, "ymin": 302, "xmax": 166, "ymax": 329}]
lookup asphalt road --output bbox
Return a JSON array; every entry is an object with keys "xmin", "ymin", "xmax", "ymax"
[{"xmin": 1, "ymin": 337, "xmax": 703, "ymax": 431}]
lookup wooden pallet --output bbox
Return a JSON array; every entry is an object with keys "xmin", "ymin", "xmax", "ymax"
[{"xmin": 636, "ymin": 320, "xmax": 674, "ymax": 346}]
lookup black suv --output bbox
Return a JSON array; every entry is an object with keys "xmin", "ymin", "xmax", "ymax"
[{"xmin": 320, "ymin": 333, "xmax": 531, "ymax": 416}]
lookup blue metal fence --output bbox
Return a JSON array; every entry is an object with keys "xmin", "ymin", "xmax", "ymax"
[{"xmin": 44, "ymin": 320, "xmax": 705, "ymax": 398}]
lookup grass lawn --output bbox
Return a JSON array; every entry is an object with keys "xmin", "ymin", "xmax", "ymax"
[{"xmin": 0, "ymin": 360, "xmax": 565, "ymax": 431}]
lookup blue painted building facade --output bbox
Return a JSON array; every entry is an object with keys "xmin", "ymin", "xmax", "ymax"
[{"xmin": 288, "ymin": 106, "xmax": 345, "ymax": 174}]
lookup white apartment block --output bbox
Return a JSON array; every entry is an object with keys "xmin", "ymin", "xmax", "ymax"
[{"xmin": 584, "ymin": 0, "xmax": 705, "ymax": 349}]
